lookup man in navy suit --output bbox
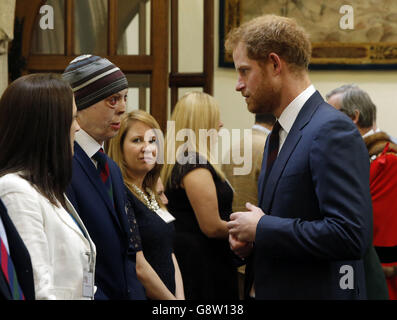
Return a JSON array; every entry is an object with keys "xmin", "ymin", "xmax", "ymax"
[
  {"xmin": 63, "ymin": 55, "xmax": 145, "ymax": 300},
  {"xmin": 225, "ymin": 15, "xmax": 372, "ymax": 299},
  {"xmin": 0, "ymin": 199, "xmax": 35, "ymax": 300}
]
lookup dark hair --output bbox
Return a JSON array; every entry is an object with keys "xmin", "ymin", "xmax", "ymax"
[{"xmin": 0, "ymin": 73, "xmax": 74, "ymax": 207}]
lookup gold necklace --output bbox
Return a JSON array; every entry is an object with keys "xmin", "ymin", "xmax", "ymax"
[{"xmin": 131, "ymin": 184, "xmax": 160, "ymax": 212}]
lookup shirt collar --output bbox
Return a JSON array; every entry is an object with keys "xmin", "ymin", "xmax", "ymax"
[
  {"xmin": 75, "ymin": 129, "xmax": 104, "ymax": 158},
  {"xmin": 278, "ymin": 84, "xmax": 316, "ymax": 134},
  {"xmin": 252, "ymin": 124, "xmax": 271, "ymax": 135},
  {"xmin": 362, "ymin": 129, "xmax": 375, "ymax": 138}
]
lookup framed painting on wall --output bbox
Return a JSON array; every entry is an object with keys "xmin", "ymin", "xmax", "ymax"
[{"xmin": 219, "ymin": 0, "xmax": 397, "ymax": 69}]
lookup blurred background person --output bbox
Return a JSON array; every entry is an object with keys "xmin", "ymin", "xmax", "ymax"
[
  {"xmin": 161, "ymin": 91, "xmax": 239, "ymax": 300},
  {"xmin": 328, "ymin": 85, "xmax": 397, "ymax": 299},
  {"xmin": 222, "ymin": 112, "xmax": 275, "ymax": 299},
  {"xmin": 326, "ymin": 84, "xmax": 397, "ymax": 143},
  {"xmin": 223, "ymin": 113, "xmax": 276, "ymax": 212},
  {"xmin": 156, "ymin": 178, "xmax": 168, "ymax": 206},
  {"xmin": 326, "ymin": 84, "xmax": 357, "ymax": 111},
  {"xmin": 0, "ymin": 74, "xmax": 96, "ymax": 300},
  {"xmin": 366, "ymin": 132, "xmax": 397, "ymax": 300},
  {"xmin": 108, "ymin": 110, "xmax": 184, "ymax": 300}
]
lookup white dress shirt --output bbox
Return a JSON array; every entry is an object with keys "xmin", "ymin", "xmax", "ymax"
[
  {"xmin": 252, "ymin": 124, "xmax": 271, "ymax": 135},
  {"xmin": 362, "ymin": 129, "xmax": 375, "ymax": 139},
  {"xmin": 278, "ymin": 84, "xmax": 316, "ymax": 153},
  {"xmin": 75, "ymin": 129, "xmax": 104, "ymax": 168}
]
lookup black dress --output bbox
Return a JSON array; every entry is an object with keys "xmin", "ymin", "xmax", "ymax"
[
  {"xmin": 125, "ymin": 188, "xmax": 176, "ymax": 295},
  {"xmin": 165, "ymin": 152, "xmax": 239, "ymax": 300}
]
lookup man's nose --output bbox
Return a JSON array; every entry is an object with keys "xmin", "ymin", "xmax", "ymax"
[
  {"xmin": 117, "ymin": 97, "xmax": 127, "ymax": 114},
  {"xmin": 235, "ymin": 78, "xmax": 245, "ymax": 91}
]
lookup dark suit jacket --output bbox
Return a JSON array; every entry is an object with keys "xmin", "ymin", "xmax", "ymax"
[
  {"xmin": 66, "ymin": 142, "xmax": 145, "ymax": 300},
  {"xmin": 248, "ymin": 91, "xmax": 372, "ymax": 299},
  {"xmin": 0, "ymin": 199, "xmax": 35, "ymax": 300}
]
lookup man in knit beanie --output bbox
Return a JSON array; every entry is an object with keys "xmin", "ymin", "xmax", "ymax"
[{"xmin": 63, "ymin": 55, "xmax": 146, "ymax": 300}]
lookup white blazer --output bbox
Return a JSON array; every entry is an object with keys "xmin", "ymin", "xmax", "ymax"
[{"xmin": 0, "ymin": 173, "xmax": 96, "ymax": 300}]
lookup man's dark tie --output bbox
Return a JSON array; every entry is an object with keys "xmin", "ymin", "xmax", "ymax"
[
  {"xmin": 92, "ymin": 148, "xmax": 114, "ymax": 202},
  {"xmin": 265, "ymin": 121, "xmax": 281, "ymax": 180},
  {"xmin": 0, "ymin": 235, "xmax": 25, "ymax": 300}
]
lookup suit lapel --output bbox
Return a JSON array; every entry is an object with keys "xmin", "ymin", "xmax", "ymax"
[
  {"xmin": 66, "ymin": 197, "xmax": 97, "ymax": 256},
  {"xmin": 257, "ymin": 140, "xmax": 269, "ymax": 207},
  {"xmin": 74, "ymin": 143, "xmax": 123, "ymax": 231},
  {"xmin": 54, "ymin": 199, "xmax": 86, "ymax": 241},
  {"xmin": 108, "ymin": 161, "xmax": 131, "ymax": 238},
  {"xmin": 53, "ymin": 195, "xmax": 94, "ymax": 247},
  {"xmin": 261, "ymin": 129, "xmax": 302, "ymax": 213},
  {"xmin": 0, "ymin": 205, "xmax": 13, "ymax": 299},
  {"xmin": 258, "ymin": 91, "xmax": 323, "ymax": 213}
]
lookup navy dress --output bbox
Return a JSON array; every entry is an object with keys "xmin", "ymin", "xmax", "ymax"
[
  {"xmin": 165, "ymin": 152, "xmax": 239, "ymax": 300},
  {"xmin": 125, "ymin": 188, "xmax": 176, "ymax": 295}
]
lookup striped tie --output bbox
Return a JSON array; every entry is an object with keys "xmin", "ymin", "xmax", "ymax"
[
  {"xmin": 93, "ymin": 148, "xmax": 114, "ymax": 202},
  {"xmin": 265, "ymin": 121, "xmax": 281, "ymax": 180},
  {"xmin": 0, "ymin": 236, "xmax": 25, "ymax": 300}
]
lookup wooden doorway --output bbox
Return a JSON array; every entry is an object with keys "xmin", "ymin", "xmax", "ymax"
[
  {"xmin": 11, "ymin": 0, "xmax": 214, "ymax": 129},
  {"xmin": 12, "ymin": 0, "xmax": 168, "ymax": 130}
]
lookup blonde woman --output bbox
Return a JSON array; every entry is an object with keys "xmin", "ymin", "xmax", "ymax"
[
  {"xmin": 108, "ymin": 110, "xmax": 184, "ymax": 300},
  {"xmin": 161, "ymin": 91, "xmax": 239, "ymax": 299}
]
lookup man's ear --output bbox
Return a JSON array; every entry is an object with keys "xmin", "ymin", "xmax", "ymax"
[
  {"xmin": 352, "ymin": 110, "xmax": 360, "ymax": 124},
  {"xmin": 268, "ymin": 53, "xmax": 282, "ymax": 74}
]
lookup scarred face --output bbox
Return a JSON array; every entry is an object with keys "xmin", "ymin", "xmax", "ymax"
[{"xmin": 77, "ymin": 89, "xmax": 128, "ymax": 144}]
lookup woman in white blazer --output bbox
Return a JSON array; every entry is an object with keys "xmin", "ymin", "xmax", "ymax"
[{"xmin": 0, "ymin": 74, "xmax": 96, "ymax": 300}]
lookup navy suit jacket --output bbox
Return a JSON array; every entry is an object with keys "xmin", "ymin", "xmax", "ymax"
[
  {"xmin": 66, "ymin": 142, "xmax": 145, "ymax": 300},
  {"xmin": 248, "ymin": 91, "xmax": 372, "ymax": 299},
  {"xmin": 0, "ymin": 199, "xmax": 35, "ymax": 300}
]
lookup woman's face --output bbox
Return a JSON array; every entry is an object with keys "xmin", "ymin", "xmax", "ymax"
[
  {"xmin": 218, "ymin": 119, "xmax": 224, "ymax": 131},
  {"xmin": 156, "ymin": 178, "xmax": 168, "ymax": 205},
  {"xmin": 70, "ymin": 98, "xmax": 80, "ymax": 155},
  {"xmin": 122, "ymin": 120, "xmax": 157, "ymax": 178}
]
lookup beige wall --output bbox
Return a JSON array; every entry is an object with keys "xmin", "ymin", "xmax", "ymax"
[
  {"xmin": 309, "ymin": 71, "xmax": 397, "ymax": 137},
  {"xmin": 179, "ymin": 0, "xmax": 397, "ymax": 138}
]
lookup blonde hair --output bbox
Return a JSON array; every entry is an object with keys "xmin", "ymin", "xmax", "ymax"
[
  {"xmin": 161, "ymin": 91, "xmax": 225, "ymax": 188},
  {"xmin": 225, "ymin": 14, "xmax": 311, "ymax": 70},
  {"xmin": 108, "ymin": 110, "xmax": 164, "ymax": 207}
]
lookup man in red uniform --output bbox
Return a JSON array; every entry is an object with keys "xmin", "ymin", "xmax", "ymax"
[{"xmin": 328, "ymin": 85, "xmax": 397, "ymax": 299}]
